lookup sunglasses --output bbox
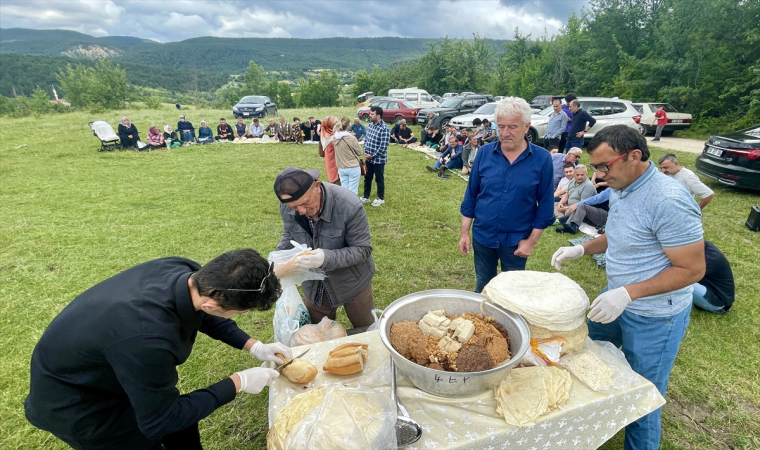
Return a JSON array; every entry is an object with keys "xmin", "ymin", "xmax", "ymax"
[
  {"xmin": 589, "ymin": 151, "xmax": 629, "ymax": 173},
  {"xmin": 214, "ymin": 262, "xmax": 273, "ymax": 294}
]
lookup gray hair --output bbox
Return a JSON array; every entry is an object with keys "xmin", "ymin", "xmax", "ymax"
[
  {"xmin": 574, "ymin": 164, "xmax": 588, "ymax": 172},
  {"xmin": 658, "ymin": 153, "xmax": 679, "ymax": 164},
  {"xmin": 494, "ymin": 97, "xmax": 532, "ymax": 125},
  {"xmin": 567, "ymin": 147, "xmax": 582, "ymax": 156}
]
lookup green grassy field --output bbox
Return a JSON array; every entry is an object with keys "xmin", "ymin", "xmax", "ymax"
[{"xmin": 1, "ymin": 105, "xmax": 758, "ymax": 450}]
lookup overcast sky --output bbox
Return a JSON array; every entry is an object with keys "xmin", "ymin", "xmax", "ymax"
[{"xmin": 0, "ymin": 0, "xmax": 589, "ymax": 42}]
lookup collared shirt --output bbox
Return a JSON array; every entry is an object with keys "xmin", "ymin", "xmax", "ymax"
[
  {"xmin": 544, "ymin": 110, "xmax": 569, "ymax": 139},
  {"xmin": 249, "ymin": 123, "xmax": 264, "ymax": 136},
  {"xmin": 551, "ymin": 153, "xmax": 575, "ymax": 189},
  {"xmin": 461, "ymin": 140, "xmax": 555, "ymax": 248},
  {"xmin": 349, "ymin": 124, "xmax": 366, "ymax": 140},
  {"xmin": 566, "ymin": 178, "xmax": 596, "ymax": 205},
  {"xmin": 606, "ymin": 162, "xmax": 703, "ymax": 317},
  {"xmin": 25, "ymin": 258, "xmax": 248, "ymax": 441},
  {"xmin": 577, "ymin": 187, "xmax": 611, "ymax": 206},
  {"xmin": 364, "ymin": 120, "xmax": 390, "ymax": 164},
  {"xmin": 568, "ymin": 108, "xmax": 596, "ymax": 136}
]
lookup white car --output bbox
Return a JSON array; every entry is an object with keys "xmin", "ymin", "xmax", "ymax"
[
  {"xmin": 632, "ymin": 103, "xmax": 692, "ymax": 136},
  {"xmin": 528, "ymin": 97, "xmax": 642, "ymax": 144},
  {"xmin": 449, "ymin": 102, "xmax": 497, "ymax": 130}
]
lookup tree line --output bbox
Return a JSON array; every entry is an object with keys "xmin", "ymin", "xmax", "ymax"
[{"xmin": 352, "ymin": 0, "xmax": 759, "ymax": 134}]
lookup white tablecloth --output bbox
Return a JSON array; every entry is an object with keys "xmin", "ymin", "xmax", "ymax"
[{"xmin": 268, "ymin": 331, "xmax": 665, "ymax": 449}]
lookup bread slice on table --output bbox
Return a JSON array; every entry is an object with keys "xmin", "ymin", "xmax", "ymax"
[
  {"xmin": 323, "ymin": 343, "xmax": 368, "ymax": 375},
  {"xmin": 276, "ymin": 353, "xmax": 318, "ymax": 384}
]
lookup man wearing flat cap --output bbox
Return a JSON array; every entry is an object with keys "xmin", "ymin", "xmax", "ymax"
[{"xmin": 274, "ymin": 167, "xmax": 375, "ymax": 328}]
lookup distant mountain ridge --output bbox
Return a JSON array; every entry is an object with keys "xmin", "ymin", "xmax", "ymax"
[{"xmin": 0, "ymin": 28, "xmax": 470, "ymax": 74}]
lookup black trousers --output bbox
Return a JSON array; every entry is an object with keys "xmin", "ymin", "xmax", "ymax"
[
  {"xmin": 215, "ymin": 135, "xmax": 234, "ymax": 141},
  {"xmin": 363, "ymin": 162, "xmax": 385, "ymax": 200},
  {"xmin": 57, "ymin": 422, "xmax": 202, "ymax": 450},
  {"xmin": 120, "ymin": 136, "xmax": 139, "ymax": 148},
  {"xmin": 558, "ymin": 132, "xmax": 569, "ymax": 153}
]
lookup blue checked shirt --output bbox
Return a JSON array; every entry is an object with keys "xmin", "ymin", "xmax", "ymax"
[{"xmin": 364, "ymin": 120, "xmax": 390, "ymax": 164}]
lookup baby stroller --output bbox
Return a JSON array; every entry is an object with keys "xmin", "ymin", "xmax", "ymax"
[{"xmin": 88, "ymin": 121, "xmax": 121, "ymax": 152}]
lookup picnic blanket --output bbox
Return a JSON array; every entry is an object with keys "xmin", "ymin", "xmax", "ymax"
[{"xmin": 569, "ymin": 234, "xmax": 607, "ymax": 268}]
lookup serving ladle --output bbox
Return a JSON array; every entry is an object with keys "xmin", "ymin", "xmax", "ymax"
[{"xmin": 390, "ymin": 358, "xmax": 422, "ymax": 447}]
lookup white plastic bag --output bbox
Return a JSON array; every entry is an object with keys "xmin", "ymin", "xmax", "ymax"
[
  {"xmin": 559, "ymin": 338, "xmax": 641, "ymax": 393},
  {"xmin": 269, "ymin": 241, "xmax": 326, "ymax": 346},
  {"xmin": 284, "ymin": 386, "xmax": 397, "ymax": 450},
  {"xmin": 137, "ymin": 140, "xmax": 147, "ymax": 149}
]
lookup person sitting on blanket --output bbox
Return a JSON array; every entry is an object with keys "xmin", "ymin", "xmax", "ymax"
[
  {"xmin": 249, "ymin": 118, "xmax": 265, "ymax": 138},
  {"xmin": 163, "ymin": 124, "xmax": 181, "ymax": 149},
  {"xmin": 390, "ymin": 120, "xmax": 417, "ymax": 146},
  {"xmin": 277, "ymin": 117, "xmax": 292, "ymax": 142},
  {"xmin": 291, "ymin": 118, "xmax": 304, "ymax": 144},
  {"xmin": 443, "ymin": 124, "xmax": 462, "ymax": 145},
  {"xmin": 350, "ymin": 118, "xmax": 366, "ymax": 142},
  {"xmin": 554, "ymin": 163, "xmax": 576, "ymax": 201},
  {"xmin": 265, "ymin": 118, "xmax": 279, "ymax": 140},
  {"xmin": 197, "ymin": 120, "xmax": 214, "ymax": 144},
  {"xmin": 146, "ymin": 126, "xmax": 165, "ymax": 150},
  {"xmin": 424, "ymin": 126, "xmax": 443, "ymax": 149},
  {"xmin": 461, "ymin": 128, "xmax": 479, "ymax": 175},
  {"xmin": 472, "ymin": 118, "xmax": 485, "ymax": 144},
  {"xmin": 692, "ymin": 241, "xmax": 735, "ymax": 314},
  {"xmin": 554, "ymin": 164, "xmax": 596, "ymax": 220},
  {"xmin": 481, "ymin": 118, "xmax": 497, "ymax": 144},
  {"xmin": 177, "ymin": 115, "xmax": 195, "ymax": 144},
  {"xmin": 234, "ymin": 118, "xmax": 248, "ymax": 141},
  {"xmin": 216, "ymin": 118, "xmax": 235, "ymax": 141},
  {"xmin": 426, "ymin": 135, "xmax": 463, "ymax": 179},
  {"xmin": 300, "ymin": 119, "xmax": 314, "ymax": 142},
  {"xmin": 555, "ymin": 186, "xmax": 610, "ymax": 234},
  {"xmin": 118, "ymin": 117, "xmax": 140, "ymax": 150}
]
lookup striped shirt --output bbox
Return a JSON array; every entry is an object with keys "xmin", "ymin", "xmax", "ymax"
[
  {"xmin": 671, "ymin": 167, "xmax": 714, "ymax": 200},
  {"xmin": 364, "ymin": 120, "xmax": 390, "ymax": 164}
]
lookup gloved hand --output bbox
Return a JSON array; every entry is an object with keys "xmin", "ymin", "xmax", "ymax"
[
  {"xmin": 250, "ymin": 341, "xmax": 292, "ymax": 363},
  {"xmin": 551, "ymin": 245, "xmax": 585, "ymax": 270},
  {"xmin": 235, "ymin": 367, "xmax": 279, "ymax": 394},
  {"xmin": 295, "ymin": 249, "xmax": 325, "ymax": 269},
  {"xmin": 588, "ymin": 287, "xmax": 632, "ymax": 324}
]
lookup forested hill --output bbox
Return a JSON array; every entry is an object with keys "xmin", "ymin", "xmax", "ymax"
[
  {"xmin": 0, "ymin": 28, "xmax": 479, "ymax": 73},
  {"xmin": 0, "ymin": 53, "xmax": 229, "ymax": 98}
]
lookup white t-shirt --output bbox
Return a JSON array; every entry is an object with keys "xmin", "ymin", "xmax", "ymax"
[
  {"xmin": 672, "ymin": 167, "xmax": 714, "ymax": 200},
  {"xmin": 557, "ymin": 176, "xmax": 573, "ymax": 192}
]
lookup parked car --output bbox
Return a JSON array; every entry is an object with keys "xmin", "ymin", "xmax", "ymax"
[
  {"xmin": 356, "ymin": 98, "xmax": 421, "ymax": 124},
  {"xmin": 232, "ymin": 95, "xmax": 277, "ymax": 119},
  {"xmin": 431, "ymin": 95, "xmax": 442, "ymax": 102},
  {"xmin": 528, "ymin": 97, "xmax": 642, "ymax": 144},
  {"xmin": 632, "ymin": 103, "xmax": 692, "ymax": 136},
  {"xmin": 356, "ymin": 92, "xmax": 376, "ymax": 106},
  {"xmin": 442, "ymin": 92, "xmax": 459, "ymax": 99},
  {"xmin": 695, "ymin": 125, "xmax": 760, "ymax": 191},
  {"xmin": 356, "ymin": 97, "xmax": 394, "ymax": 120},
  {"xmin": 449, "ymin": 102, "xmax": 497, "ymax": 130},
  {"xmin": 493, "ymin": 96, "xmax": 507, "ymax": 102},
  {"xmin": 388, "ymin": 88, "xmax": 439, "ymax": 108},
  {"xmin": 415, "ymin": 94, "xmax": 494, "ymax": 128},
  {"xmin": 530, "ymin": 94, "xmax": 564, "ymax": 110}
]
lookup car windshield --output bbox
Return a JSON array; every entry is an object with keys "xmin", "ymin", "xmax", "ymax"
[
  {"xmin": 240, "ymin": 96, "xmax": 266, "ymax": 104},
  {"xmin": 537, "ymin": 106, "xmax": 554, "ymax": 116},
  {"xmin": 743, "ymin": 126, "xmax": 760, "ymax": 138},
  {"xmin": 473, "ymin": 103, "xmax": 497, "ymax": 115},
  {"xmin": 402, "ymin": 101, "xmax": 419, "ymax": 109},
  {"xmin": 439, "ymin": 98, "xmax": 462, "ymax": 108}
]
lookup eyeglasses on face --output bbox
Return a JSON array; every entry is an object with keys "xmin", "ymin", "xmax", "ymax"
[
  {"xmin": 214, "ymin": 262, "xmax": 273, "ymax": 294},
  {"xmin": 589, "ymin": 151, "xmax": 629, "ymax": 173}
]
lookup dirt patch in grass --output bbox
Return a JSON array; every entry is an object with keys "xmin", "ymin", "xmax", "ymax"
[
  {"xmin": 666, "ymin": 393, "xmax": 760, "ymax": 449},
  {"xmin": 375, "ymin": 222, "xmax": 405, "ymax": 239}
]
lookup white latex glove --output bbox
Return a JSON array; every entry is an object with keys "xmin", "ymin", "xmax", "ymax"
[
  {"xmin": 551, "ymin": 245, "xmax": 585, "ymax": 270},
  {"xmin": 294, "ymin": 248, "xmax": 325, "ymax": 269},
  {"xmin": 250, "ymin": 341, "xmax": 292, "ymax": 363},
  {"xmin": 588, "ymin": 287, "xmax": 632, "ymax": 324},
  {"xmin": 235, "ymin": 367, "xmax": 279, "ymax": 394}
]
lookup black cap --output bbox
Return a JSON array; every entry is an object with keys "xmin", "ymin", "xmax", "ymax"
[{"xmin": 274, "ymin": 167, "xmax": 320, "ymax": 203}]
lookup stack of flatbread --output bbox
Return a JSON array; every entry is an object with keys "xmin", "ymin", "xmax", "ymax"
[
  {"xmin": 494, "ymin": 366, "xmax": 572, "ymax": 426},
  {"xmin": 559, "ymin": 350, "xmax": 615, "ymax": 392}
]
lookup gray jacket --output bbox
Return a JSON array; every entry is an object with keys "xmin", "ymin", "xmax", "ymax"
[{"xmin": 276, "ymin": 183, "xmax": 375, "ymax": 307}]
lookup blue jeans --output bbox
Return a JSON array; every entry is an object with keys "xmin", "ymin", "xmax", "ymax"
[
  {"xmin": 180, "ymin": 130, "xmax": 194, "ymax": 143},
  {"xmin": 472, "ymin": 238, "xmax": 527, "ymax": 292},
  {"xmin": 565, "ymin": 137, "xmax": 584, "ymax": 151},
  {"xmin": 434, "ymin": 158, "xmax": 463, "ymax": 170},
  {"xmin": 338, "ymin": 166, "xmax": 361, "ymax": 195},
  {"xmin": 691, "ymin": 283, "xmax": 724, "ymax": 313},
  {"xmin": 588, "ymin": 301, "xmax": 691, "ymax": 450}
]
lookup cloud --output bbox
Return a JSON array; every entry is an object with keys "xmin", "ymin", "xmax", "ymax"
[{"xmin": 0, "ymin": 0, "xmax": 590, "ymax": 42}]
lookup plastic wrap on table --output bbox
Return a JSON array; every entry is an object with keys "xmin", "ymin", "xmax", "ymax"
[{"xmin": 559, "ymin": 338, "xmax": 641, "ymax": 393}]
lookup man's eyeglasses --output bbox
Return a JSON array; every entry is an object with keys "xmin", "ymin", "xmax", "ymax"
[
  {"xmin": 215, "ymin": 262, "xmax": 273, "ymax": 294},
  {"xmin": 589, "ymin": 151, "xmax": 629, "ymax": 173}
]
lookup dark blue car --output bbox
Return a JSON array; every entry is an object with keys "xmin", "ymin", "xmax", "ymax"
[
  {"xmin": 232, "ymin": 95, "xmax": 278, "ymax": 119},
  {"xmin": 695, "ymin": 125, "xmax": 760, "ymax": 191}
]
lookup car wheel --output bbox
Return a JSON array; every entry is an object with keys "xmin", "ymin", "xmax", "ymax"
[
  {"xmin": 440, "ymin": 118, "xmax": 450, "ymax": 128},
  {"xmin": 639, "ymin": 124, "xmax": 648, "ymax": 136},
  {"xmin": 394, "ymin": 115, "xmax": 404, "ymax": 124},
  {"xmin": 361, "ymin": 113, "xmax": 370, "ymax": 121},
  {"xmin": 527, "ymin": 128, "xmax": 537, "ymax": 143}
]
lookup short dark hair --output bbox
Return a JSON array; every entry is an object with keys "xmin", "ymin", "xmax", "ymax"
[
  {"xmin": 570, "ymin": 100, "xmax": 580, "ymax": 108},
  {"xmin": 563, "ymin": 162, "xmax": 575, "ymax": 169},
  {"xmin": 658, "ymin": 153, "xmax": 678, "ymax": 164},
  {"xmin": 191, "ymin": 249, "xmax": 281, "ymax": 311},
  {"xmin": 587, "ymin": 125, "xmax": 650, "ymax": 161},
  {"xmin": 220, "ymin": 118, "xmax": 226, "ymax": 121},
  {"xmin": 472, "ymin": 118, "xmax": 482, "ymax": 126},
  {"xmin": 548, "ymin": 145, "xmax": 559, "ymax": 151},
  {"xmin": 370, "ymin": 105, "xmax": 384, "ymax": 117},
  {"xmin": 465, "ymin": 128, "xmax": 473, "ymax": 133},
  {"xmin": 293, "ymin": 117, "xmax": 300, "ymax": 122},
  {"xmin": 565, "ymin": 92, "xmax": 577, "ymax": 103}
]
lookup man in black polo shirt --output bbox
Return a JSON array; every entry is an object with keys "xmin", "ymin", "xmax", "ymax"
[
  {"xmin": 565, "ymin": 99, "xmax": 596, "ymax": 151},
  {"xmin": 25, "ymin": 249, "xmax": 291, "ymax": 450}
]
